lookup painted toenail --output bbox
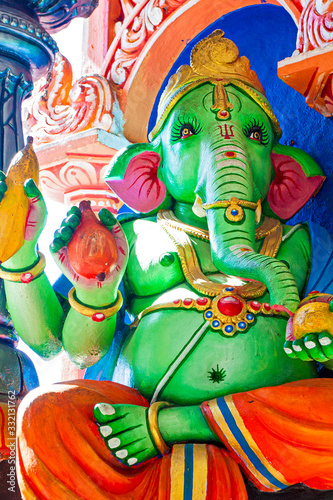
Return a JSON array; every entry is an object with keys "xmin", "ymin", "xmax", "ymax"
[
  {"xmin": 108, "ymin": 437, "xmax": 121, "ymax": 449},
  {"xmin": 97, "ymin": 403, "xmax": 115, "ymax": 416},
  {"xmin": 100, "ymin": 425, "xmax": 112, "ymax": 437},
  {"xmin": 116, "ymin": 449, "xmax": 128, "ymax": 459}
]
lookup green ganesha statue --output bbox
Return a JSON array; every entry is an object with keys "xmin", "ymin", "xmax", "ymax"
[{"xmin": 1, "ymin": 30, "xmax": 333, "ymax": 499}]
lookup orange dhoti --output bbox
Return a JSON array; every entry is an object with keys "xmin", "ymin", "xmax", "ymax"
[{"xmin": 17, "ymin": 379, "xmax": 333, "ymax": 499}]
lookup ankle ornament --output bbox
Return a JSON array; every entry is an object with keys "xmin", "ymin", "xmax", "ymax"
[{"xmin": 147, "ymin": 401, "xmax": 172, "ymax": 455}]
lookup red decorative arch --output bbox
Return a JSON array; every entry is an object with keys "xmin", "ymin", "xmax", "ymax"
[{"xmin": 99, "ymin": 0, "xmax": 302, "ymax": 143}]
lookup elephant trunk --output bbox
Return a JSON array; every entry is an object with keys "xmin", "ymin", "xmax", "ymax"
[{"xmin": 199, "ymin": 137, "xmax": 300, "ymax": 312}]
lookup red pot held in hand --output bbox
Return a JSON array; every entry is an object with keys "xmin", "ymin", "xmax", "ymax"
[{"xmin": 67, "ymin": 201, "xmax": 118, "ymax": 281}]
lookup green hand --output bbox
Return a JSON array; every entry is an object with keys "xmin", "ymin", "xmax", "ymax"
[
  {"xmin": 50, "ymin": 206, "xmax": 81, "ymax": 253},
  {"xmin": 94, "ymin": 403, "xmax": 157, "ymax": 466},
  {"xmin": 50, "ymin": 205, "xmax": 128, "ymax": 306},
  {"xmin": 284, "ymin": 332, "xmax": 333, "ymax": 363},
  {"xmin": 2, "ymin": 178, "xmax": 47, "ymax": 269}
]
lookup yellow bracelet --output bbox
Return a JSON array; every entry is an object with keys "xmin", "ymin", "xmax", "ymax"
[
  {"xmin": 202, "ymin": 197, "xmax": 257, "ymax": 222},
  {"xmin": 0, "ymin": 251, "xmax": 45, "ymax": 283},
  {"xmin": 147, "ymin": 401, "xmax": 172, "ymax": 455},
  {"xmin": 68, "ymin": 288, "xmax": 123, "ymax": 322}
]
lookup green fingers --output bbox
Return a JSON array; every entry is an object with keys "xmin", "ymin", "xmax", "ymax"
[
  {"xmin": 67, "ymin": 206, "xmax": 81, "ymax": 218},
  {"xmin": 98, "ymin": 208, "xmax": 117, "ymax": 229},
  {"xmin": 0, "ymin": 171, "xmax": 7, "ymax": 201},
  {"xmin": 318, "ymin": 332, "xmax": 333, "ymax": 359},
  {"xmin": 24, "ymin": 178, "xmax": 40, "ymax": 198},
  {"xmin": 49, "ymin": 206, "xmax": 82, "ymax": 253},
  {"xmin": 303, "ymin": 334, "xmax": 329, "ymax": 363},
  {"xmin": 291, "ymin": 339, "xmax": 313, "ymax": 361},
  {"xmin": 284, "ymin": 333, "xmax": 333, "ymax": 363},
  {"xmin": 283, "ymin": 341, "xmax": 297, "ymax": 359}
]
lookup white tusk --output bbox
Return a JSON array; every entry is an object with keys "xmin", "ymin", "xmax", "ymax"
[{"xmin": 192, "ymin": 194, "xmax": 206, "ymax": 218}]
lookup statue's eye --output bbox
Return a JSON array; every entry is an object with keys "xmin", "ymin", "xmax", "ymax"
[
  {"xmin": 243, "ymin": 119, "xmax": 269, "ymax": 146},
  {"xmin": 180, "ymin": 125, "xmax": 194, "ymax": 139},
  {"xmin": 171, "ymin": 116, "xmax": 202, "ymax": 143},
  {"xmin": 249, "ymin": 128, "xmax": 262, "ymax": 142}
]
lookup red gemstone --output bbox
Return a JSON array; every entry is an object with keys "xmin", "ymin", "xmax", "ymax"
[
  {"xmin": 309, "ymin": 290, "xmax": 319, "ymax": 295},
  {"xmin": 92, "ymin": 312, "xmax": 106, "ymax": 322},
  {"xmin": 196, "ymin": 297, "xmax": 208, "ymax": 306},
  {"xmin": 173, "ymin": 299, "xmax": 181, "ymax": 304},
  {"xmin": 250, "ymin": 301, "xmax": 261, "ymax": 311},
  {"xmin": 217, "ymin": 296, "xmax": 243, "ymax": 316},
  {"xmin": 21, "ymin": 272, "xmax": 33, "ymax": 283},
  {"xmin": 220, "ymin": 110, "xmax": 228, "ymax": 117},
  {"xmin": 263, "ymin": 303, "xmax": 271, "ymax": 311},
  {"xmin": 183, "ymin": 298, "xmax": 193, "ymax": 306}
]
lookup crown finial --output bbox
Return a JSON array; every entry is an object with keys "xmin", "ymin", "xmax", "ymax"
[{"xmin": 149, "ymin": 30, "xmax": 281, "ymax": 139}]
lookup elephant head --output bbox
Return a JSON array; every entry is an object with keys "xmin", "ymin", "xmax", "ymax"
[{"xmin": 104, "ymin": 31, "xmax": 324, "ymax": 313}]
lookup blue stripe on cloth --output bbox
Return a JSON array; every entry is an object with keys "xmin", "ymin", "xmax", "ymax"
[
  {"xmin": 184, "ymin": 444, "xmax": 194, "ymax": 500},
  {"xmin": 216, "ymin": 398, "xmax": 287, "ymax": 490}
]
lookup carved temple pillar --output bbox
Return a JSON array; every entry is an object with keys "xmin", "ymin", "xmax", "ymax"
[{"xmin": 0, "ymin": 1, "xmax": 56, "ymax": 173}]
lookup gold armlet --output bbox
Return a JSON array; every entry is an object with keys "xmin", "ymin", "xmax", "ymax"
[
  {"xmin": 68, "ymin": 288, "xmax": 123, "ymax": 322},
  {"xmin": 147, "ymin": 401, "xmax": 172, "ymax": 455},
  {"xmin": 202, "ymin": 197, "xmax": 258, "ymax": 222},
  {"xmin": 0, "ymin": 251, "xmax": 45, "ymax": 283}
]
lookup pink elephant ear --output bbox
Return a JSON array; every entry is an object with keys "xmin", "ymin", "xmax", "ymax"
[
  {"xmin": 268, "ymin": 146, "xmax": 325, "ymax": 220},
  {"xmin": 105, "ymin": 151, "xmax": 166, "ymax": 213}
]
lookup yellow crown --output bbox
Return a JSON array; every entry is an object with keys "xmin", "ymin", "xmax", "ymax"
[{"xmin": 149, "ymin": 30, "xmax": 281, "ymax": 139}]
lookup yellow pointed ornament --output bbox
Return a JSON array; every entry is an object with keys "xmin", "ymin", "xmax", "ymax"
[{"xmin": 0, "ymin": 137, "xmax": 39, "ymax": 263}]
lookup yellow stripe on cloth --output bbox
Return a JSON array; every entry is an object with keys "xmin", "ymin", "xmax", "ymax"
[
  {"xmin": 170, "ymin": 444, "xmax": 185, "ymax": 500},
  {"xmin": 207, "ymin": 399, "xmax": 281, "ymax": 491},
  {"xmin": 192, "ymin": 444, "xmax": 208, "ymax": 500},
  {"xmin": 225, "ymin": 395, "xmax": 290, "ymax": 488}
]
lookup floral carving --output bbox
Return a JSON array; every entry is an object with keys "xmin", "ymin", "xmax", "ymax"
[
  {"xmin": 297, "ymin": 0, "xmax": 333, "ymax": 52},
  {"xmin": 25, "ymin": 53, "xmax": 114, "ymax": 145},
  {"xmin": 40, "ymin": 160, "xmax": 123, "ymax": 213},
  {"xmin": 106, "ymin": 0, "xmax": 187, "ymax": 86}
]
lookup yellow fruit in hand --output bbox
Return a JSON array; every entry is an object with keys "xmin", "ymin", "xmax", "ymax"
[
  {"xmin": 293, "ymin": 302, "xmax": 333, "ymax": 339},
  {"xmin": 0, "ymin": 137, "xmax": 39, "ymax": 263}
]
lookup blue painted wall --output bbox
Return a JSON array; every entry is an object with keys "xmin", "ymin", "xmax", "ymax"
[{"xmin": 148, "ymin": 4, "xmax": 333, "ymax": 233}]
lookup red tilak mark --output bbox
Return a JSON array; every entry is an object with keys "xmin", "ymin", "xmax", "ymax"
[
  {"xmin": 116, "ymin": 265, "xmax": 121, "ymax": 272},
  {"xmin": 73, "ymin": 273, "xmax": 79, "ymax": 282},
  {"xmin": 224, "ymin": 151, "xmax": 237, "ymax": 159},
  {"xmin": 97, "ymin": 282, "xmax": 102, "ymax": 289},
  {"xmin": 31, "ymin": 196, "xmax": 41, "ymax": 203},
  {"xmin": 26, "ymin": 222, "xmax": 37, "ymax": 227},
  {"xmin": 59, "ymin": 253, "xmax": 66, "ymax": 264},
  {"xmin": 113, "ymin": 226, "xmax": 121, "ymax": 234},
  {"xmin": 119, "ymin": 246, "xmax": 126, "ymax": 255},
  {"xmin": 218, "ymin": 125, "xmax": 234, "ymax": 139}
]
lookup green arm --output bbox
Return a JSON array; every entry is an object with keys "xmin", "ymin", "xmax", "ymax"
[
  {"xmin": 2, "ymin": 180, "xmax": 125, "ymax": 367},
  {"xmin": 4, "ymin": 248, "xmax": 64, "ymax": 358}
]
